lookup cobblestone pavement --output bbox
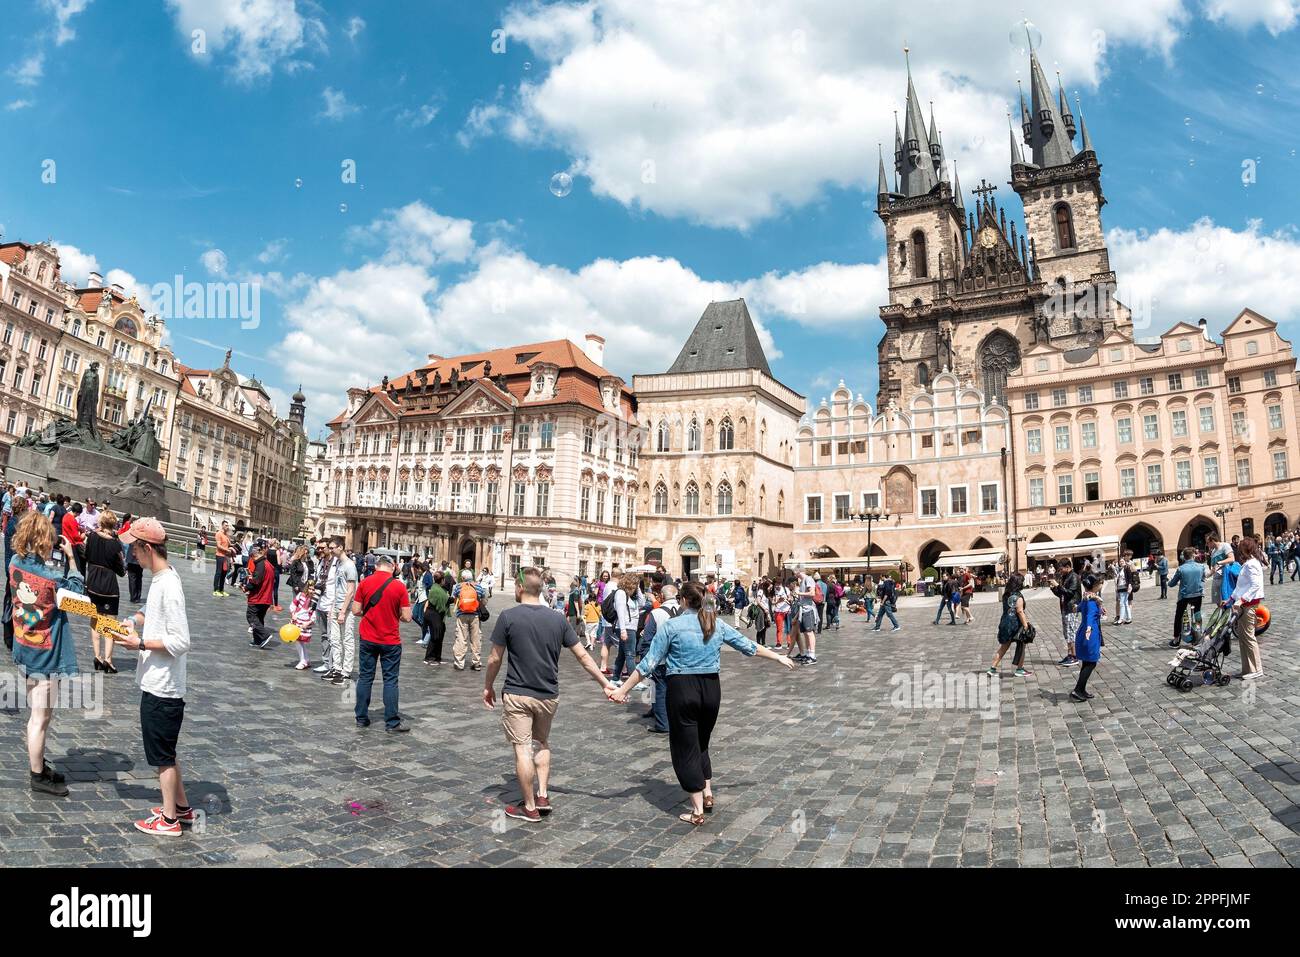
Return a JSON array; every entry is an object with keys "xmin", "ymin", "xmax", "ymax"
[{"xmin": 1, "ymin": 563, "xmax": 1297, "ymax": 867}]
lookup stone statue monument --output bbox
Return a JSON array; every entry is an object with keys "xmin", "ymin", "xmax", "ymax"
[{"xmin": 9, "ymin": 364, "xmax": 189, "ymax": 523}]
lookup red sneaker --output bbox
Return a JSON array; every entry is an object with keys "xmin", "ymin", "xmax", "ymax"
[
  {"xmin": 535, "ymin": 796, "xmax": 552, "ymax": 816},
  {"xmin": 150, "ymin": 806, "xmax": 197, "ymax": 823},
  {"xmin": 504, "ymin": 804, "xmax": 541, "ymax": 823},
  {"xmin": 134, "ymin": 814, "xmax": 182, "ymax": 837}
]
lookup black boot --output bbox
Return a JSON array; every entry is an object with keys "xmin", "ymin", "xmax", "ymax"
[{"xmin": 30, "ymin": 766, "xmax": 69, "ymax": 796}]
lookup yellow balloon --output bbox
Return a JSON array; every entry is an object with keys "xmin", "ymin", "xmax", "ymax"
[{"xmin": 279, "ymin": 623, "xmax": 301, "ymax": 643}]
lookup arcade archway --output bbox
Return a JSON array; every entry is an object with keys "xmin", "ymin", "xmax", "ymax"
[
  {"xmin": 1121, "ymin": 522, "xmax": 1163, "ymax": 559},
  {"xmin": 1178, "ymin": 516, "xmax": 1218, "ymax": 554},
  {"xmin": 1264, "ymin": 511, "xmax": 1289, "ymax": 537},
  {"xmin": 918, "ymin": 540, "xmax": 949, "ymax": 573}
]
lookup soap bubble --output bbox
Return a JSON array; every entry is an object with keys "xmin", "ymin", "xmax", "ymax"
[
  {"xmin": 339, "ymin": 203, "xmax": 348, "ymax": 213},
  {"xmin": 549, "ymin": 172, "xmax": 573, "ymax": 198},
  {"xmin": 1010, "ymin": 19, "xmax": 1043, "ymax": 55},
  {"xmin": 294, "ymin": 177, "xmax": 303, "ymax": 188}
]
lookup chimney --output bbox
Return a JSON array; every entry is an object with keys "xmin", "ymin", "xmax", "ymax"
[
  {"xmin": 426, "ymin": 354, "xmax": 443, "ymax": 362},
  {"xmin": 87, "ymin": 272, "xmax": 103, "ymax": 288},
  {"xmin": 583, "ymin": 333, "xmax": 606, "ymax": 367},
  {"xmin": 111, "ymin": 283, "xmax": 124, "ymax": 296},
  {"xmin": 1198, "ymin": 317, "xmax": 1212, "ymax": 341}
]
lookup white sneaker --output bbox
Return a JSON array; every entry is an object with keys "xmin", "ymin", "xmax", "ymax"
[
  {"xmin": 313, "ymin": 664, "xmax": 330, "ymax": 673},
  {"xmin": 635, "ymin": 682, "xmax": 649, "ymax": 692},
  {"xmin": 1240, "ymin": 671, "xmax": 1264, "ymax": 681}
]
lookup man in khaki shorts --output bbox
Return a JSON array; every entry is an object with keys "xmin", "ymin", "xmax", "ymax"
[{"xmin": 483, "ymin": 567, "xmax": 612, "ymax": 822}]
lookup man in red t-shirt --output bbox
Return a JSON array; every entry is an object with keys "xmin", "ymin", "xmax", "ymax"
[
  {"xmin": 350, "ymin": 554, "xmax": 412, "ymax": 732},
  {"xmin": 244, "ymin": 542, "xmax": 277, "ymax": 647}
]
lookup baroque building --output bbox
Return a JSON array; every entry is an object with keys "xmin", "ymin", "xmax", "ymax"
[
  {"xmin": 634, "ymin": 300, "xmax": 804, "ymax": 580},
  {"xmin": 327, "ymin": 337, "xmax": 639, "ymax": 580},
  {"xmin": 875, "ymin": 45, "xmax": 1125, "ymax": 412}
]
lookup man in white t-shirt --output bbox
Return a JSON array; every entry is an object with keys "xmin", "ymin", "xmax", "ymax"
[
  {"xmin": 321, "ymin": 536, "xmax": 358, "ymax": 684},
  {"xmin": 793, "ymin": 570, "xmax": 820, "ymax": 664},
  {"xmin": 118, "ymin": 518, "xmax": 193, "ymax": 837}
]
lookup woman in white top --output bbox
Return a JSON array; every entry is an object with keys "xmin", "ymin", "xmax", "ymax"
[{"xmin": 1228, "ymin": 537, "xmax": 1265, "ymax": 680}]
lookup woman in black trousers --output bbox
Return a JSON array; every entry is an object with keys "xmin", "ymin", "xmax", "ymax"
[{"xmin": 611, "ymin": 582, "xmax": 793, "ymax": 825}]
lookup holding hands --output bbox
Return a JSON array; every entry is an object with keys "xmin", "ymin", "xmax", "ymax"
[{"xmin": 605, "ymin": 683, "xmax": 626, "ymax": 703}]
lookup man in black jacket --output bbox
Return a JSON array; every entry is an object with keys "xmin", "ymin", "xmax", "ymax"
[{"xmin": 1048, "ymin": 559, "xmax": 1082, "ymax": 667}]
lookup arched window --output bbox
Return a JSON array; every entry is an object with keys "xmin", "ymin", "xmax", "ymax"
[
  {"xmin": 718, "ymin": 417, "xmax": 734, "ymax": 450},
  {"xmin": 759, "ymin": 420, "xmax": 767, "ymax": 454},
  {"xmin": 717, "ymin": 481, "xmax": 733, "ymax": 515},
  {"xmin": 36, "ymin": 262, "xmax": 47, "ymax": 281},
  {"xmin": 656, "ymin": 420, "xmax": 670, "ymax": 452},
  {"xmin": 1054, "ymin": 203, "xmax": 1075, "ymax": 250},
  {"xmin": 917, "ymin": 362, "xmax": 930, "ymax": 388},
  {"xmin": 978, "ymin": 331, "xmax": 1021, "ymax": 407},
  {"xmin": 684, "ymin": 482, "xmax": 700, "ymax": 515},
  {"xmin": 653, "ymin": 482, "xmax": 668, "ymax": 514},
  {"xmin": 687, "ymin": 418, "xmax": 701, "ymax": 451},
  {"xmin": 911, "ymin": 230, "xmax": 928, "ymax": 278},
  {"xmin": 777, "ymin": 490, "xmax": 785, "ymax": 521},
  {"xmin": 71, "ymin": 318, "xmax": 81, "ymax": 338}
]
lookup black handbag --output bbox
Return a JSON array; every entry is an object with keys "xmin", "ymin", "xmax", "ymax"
[
  {"xmin": 478, "ymin": 605, "xmax": 491, "ymax": 623},
  {"xmin": 1019, "ymin": 622, "xmax": 1037, "ymax": 644}
]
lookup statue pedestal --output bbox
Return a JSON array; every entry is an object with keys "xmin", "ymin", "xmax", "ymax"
[{"xmin": 4, "ymin": 445, "xmax": 192, "ymax": 524}]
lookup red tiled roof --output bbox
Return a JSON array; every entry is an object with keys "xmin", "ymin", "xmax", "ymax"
[
  {"xmin": 73, "ymin": 286, "xmax": 126, "ymax": 314},
  {"xmin": 329, "ymin": 338, "xmax": 633, "ymax": 427},
  {"xmin": 0, "ymin": 243, "xmax": 31, "ymax": 266}
]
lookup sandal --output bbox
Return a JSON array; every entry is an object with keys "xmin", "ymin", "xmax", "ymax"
[
  {"xmin": 702, "ymin": 795, "xmax": 714, "ymax": 814},
  {"xmin": 678, "ymin": 812, "xmax": 705, "ymax": 826}
]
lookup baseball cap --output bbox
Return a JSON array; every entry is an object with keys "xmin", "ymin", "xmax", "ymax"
[{"xmin": 119, "ymin": 516, "xmax": 167, "ymax": 545}]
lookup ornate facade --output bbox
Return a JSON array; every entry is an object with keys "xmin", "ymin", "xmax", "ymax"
[
  {"xmin": 793, "ymin": 374, "xmax": 1012, "ymax": 576},
  {"xmin": 875, "ymin": 47, "xmax": 1125, "ymax": 412},
  {"xmin": 0, "ymin": 244, "xmax": 180, "ymax": 471},
  {"xmin": 328, "ymin": 337, "xmax": 639, "ymax": 579},
  {"xmin": 634, "ymin": 300, "xmax": 804, "ymax": 580}
]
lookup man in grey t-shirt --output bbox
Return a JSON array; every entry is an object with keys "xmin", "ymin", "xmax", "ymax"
[{"xmin": 483, "ymin": 567, "xmax": 612, "ymax": 823}]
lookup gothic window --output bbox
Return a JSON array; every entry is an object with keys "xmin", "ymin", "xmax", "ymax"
[
  {"xmin": 917, "ymin": 362, "xmax": 930, "ymax": 388},
  {"xmin": 718, "ymin": 417, "xmax": 734, "ymax": 450},
  {"xmin": 717, "ymin": 481, "xmax": 733, "ymax": 515},
  {"xmin": 656, "ymin": 420, "xmax": 670, "ymax": 452},
  {"xmin": 977, "ymin": 331, "xmax": 1021, "ymax": 407},
  {"xmin": 653, "ymin": 482, "xmax": 668, "ymax": 514},
  {"xmin": 1054, "ymin": 203, "xmax": 1075, "ymax": 250},
  {"xmin": 684, "ymin": 482, "xmax": 700, "ymax": 516},
  {"xmin": 911, "ymin": 231, "xmax": 928, "ymax": 278},
  {"xmin": 687, "ymin": 418, "xmax": 701, "ymax": 451},
  {"xmin": 897, "ymin": 242, "xmax": 907, "ymax": 270}
]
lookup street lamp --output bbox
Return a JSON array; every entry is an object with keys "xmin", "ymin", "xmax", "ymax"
[
  {"xmin": 850, "ymin": 506, "xmax": 891, "ymax": 575},
  {"xmin": 1212, "ymin": 504, "xmax": 1234, "ymax": 540}
]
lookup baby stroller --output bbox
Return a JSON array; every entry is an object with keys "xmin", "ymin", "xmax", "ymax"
[{"xmin": 1167, "ymin": 605, "xmax": 1235, "ymax": 691}]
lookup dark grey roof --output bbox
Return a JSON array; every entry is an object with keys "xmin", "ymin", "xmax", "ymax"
[
  {"xmin": 667, "ymin": 299, "xmax": 772, "ymax": 376},
  {"xmin": 1026, "ymin": 47, "xmax": 1076, "ymax": 168}
]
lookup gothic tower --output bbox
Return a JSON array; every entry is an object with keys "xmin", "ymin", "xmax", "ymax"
[{"xmin": 1009, "ymin": 34, "xmax": 1124, "ymax": 337}]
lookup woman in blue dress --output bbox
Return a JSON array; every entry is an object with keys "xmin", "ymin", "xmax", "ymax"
[
  {"xmin": 988, "ymin": 572, "xmax": 1031, "ymax": 677},
  {"xmin": 1070, "ymin": 574, "xmax": 1105, "ymax": 702}
]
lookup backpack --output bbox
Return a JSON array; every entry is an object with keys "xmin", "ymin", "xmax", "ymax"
[
  {"xmin": 456, "ymin": 581, "xmax": 480, "ymax": 614},
  {"xmin": 811, "ymin": 581, "xmax": 824, "ymax": 604},
  {"xmin": 601, "ymin": 588, "xmax": 621, "ymax": 625},
  {"xmin": 1129, "ymin": 568, "xmax": 1141, "ymax": 593}
]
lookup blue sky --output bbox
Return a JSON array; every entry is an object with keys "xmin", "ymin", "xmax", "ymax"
[{"xmin": 3, "ymin": 0, "xmax": 1300, "ymax": 437}]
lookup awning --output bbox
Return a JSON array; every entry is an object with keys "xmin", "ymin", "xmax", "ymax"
[
  {"xmin": 782, "ymin": 556, "xmax": 903, "ymax": 570},
  {"xmin": 934, "ymin": 548, "xmax": 1005, "ymax": 568},
  {"xmin": 1024, "ymin": 535, "xmax": 1120, "ymax": 559}
]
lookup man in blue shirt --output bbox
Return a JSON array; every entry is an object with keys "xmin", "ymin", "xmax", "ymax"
[
  {"xmin": 1166, "ymin": 548, "xmax": 1207, "ymax": 647},
  {"xmin": 872, "ymin": 576, "xmax": 900, "ymax": 632}
]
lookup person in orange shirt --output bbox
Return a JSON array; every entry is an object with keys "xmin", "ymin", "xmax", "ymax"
[
  {"xmin": 59, "ymin": 503, "xmax": 85, "ymax": 574},
  {"xmin": 213, "ymin": 521, "xmax": 232, "ymax": 597}
]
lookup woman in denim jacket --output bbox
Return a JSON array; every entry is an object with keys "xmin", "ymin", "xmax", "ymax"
[{"xmin": 611, "ymin": 581, "xmax": 793, "ymax": 825}]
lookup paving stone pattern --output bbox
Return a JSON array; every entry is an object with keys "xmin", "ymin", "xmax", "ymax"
[{"xmin": 1, "ymin": 563, "xmax": 1297, "ymax": 867}]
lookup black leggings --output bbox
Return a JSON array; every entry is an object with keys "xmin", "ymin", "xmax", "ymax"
[
  {"xmin": 1074, "ymin": 660, "xmax": 1097, "ymax": 695},
  {"xmin": 423, "ymin": 613, "xmax": 445, "ymax": 662},
  {"xmin": 213, "ymin": 556, "xmax": 228, "ymax": 592},
  {"xmin": 755, "ymin": 626, "xmax": 768, "ymax": 646},
  {"xmin": 1173, "ymin": 595, "xmax": 1202, "ymax": 640},
  {"xmin": 666, "ymin": 673, "xmax": 721, "ymax": 793}
]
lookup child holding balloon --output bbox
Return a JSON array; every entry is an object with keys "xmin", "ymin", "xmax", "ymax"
[{"xmin": 286, "ymin": 582, "xmax": 317, "ymax": 670}]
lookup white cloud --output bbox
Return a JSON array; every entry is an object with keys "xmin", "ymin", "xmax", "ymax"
[
  {"xmin": 397, "ymin": 100, "xmax": 440, "ymax": 128},
  {"xmin": 344, "ymin": 15, "xmax": 365, "ymax": 41},
  {"xmin": 1110, "ymin": 217, "xmax": 1300, "ymax": 334},
  {"xmin": 742, "ymin": 261, "xmax": 886, "ymax": 327},
  {"xmin": 481, "ymin": 0, "xmax": 1300, "ymax": 229},
  {"xmin": 200, "ymin": 248, "xmax": 229, "ymax": 276},
  {"xmin": 8, "ymin": 54, "xmax": 45, "ymax": 87},
  {"xmin": 104, "ymin": 268, "xmax": 161, "ymax": 316},
  {"xmin": 257, "ymin": 238, "xmax": 289, "ymax": 263},
  {"xmin": 6, "ymin": 99, "xmax": 34, "ymax": 111},
  {"xmin": 52, "ymin": 241, "xmax": 99, "ymax": 286},
  {"xmin": 43, "ymin": 0, "xmax": 94, "ymax": 45},
  {"xmin": 165, "ymin": 0, "xmax": 326, "ymax": 84},
  {"xmin": 319, "ymin": 86, "xmax": 359, "ymax": 120},
  {"xmin": 1203, "ymin": 0, "xmax": 1300, "ymax": 33},
  {"xmin": 348, "ymin": 202, "xmax": 476, "ymax": 267}
]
